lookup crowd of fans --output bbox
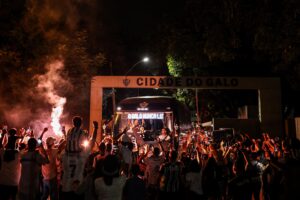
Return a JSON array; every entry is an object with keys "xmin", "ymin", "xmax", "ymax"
[{"xmin": 1, "ymin": 116, "xmax": 300, "ymax": 200}]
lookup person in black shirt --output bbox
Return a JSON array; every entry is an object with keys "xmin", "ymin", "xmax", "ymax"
[
  {"xmin": 228, "ymin": 151, "xmax": 252, "ymax": 200},
  {"xmin": 122, "ymin": 164, "xmax": 146, "ymax": 200}
]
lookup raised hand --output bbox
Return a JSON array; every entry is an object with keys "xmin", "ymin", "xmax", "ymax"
[
  {"xmin": 39, "ymin": 127, "xmax": 48, "ymax": 140},
  {"xmin": 19, "ymin": 128, "xmax": 26, "ymax": 136},
  {"xmin": 93, "ymin": 121, "xmax": 98, "ymax": 129}
]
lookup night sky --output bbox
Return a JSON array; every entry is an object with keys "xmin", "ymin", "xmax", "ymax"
[{"xmin": 93, "ymin": 0, "xmax": 179, "ymax": 74}]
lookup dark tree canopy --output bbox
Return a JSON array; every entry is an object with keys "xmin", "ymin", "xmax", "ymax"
[{"xmin": 1, "ymin": 0, "xmax": 300, "ymax": 125}]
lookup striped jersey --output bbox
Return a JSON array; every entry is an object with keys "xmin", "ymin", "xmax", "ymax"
[{"xmin": 66, "ymin": 127, "xmax": 89, "ymax": 153}]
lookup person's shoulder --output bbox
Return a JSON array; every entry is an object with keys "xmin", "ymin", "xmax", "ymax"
[
  {"xmin": 152, "ymin": 156, "xmax": 164, "ymax": 162},
  {"xmin": 21, "ymin": 150, "xmax": 31, "ymax": 156},
  {"xmin": 159, "ymin": 156, "xmax": 165, "ymax": 162},
  {"xmin": 186, "ymin": 172, "xmax": 195, "ymax": 179},
  {"xmin": 94, "ymin": 177, "xmax": 104, "ymax": 187},
  {"xmin": 120, "ymin": 175, "xmax": 127, "ymax": 182},
  {"xmin": 162, "ymin": 162, "xmax": 170, "ymax": 168},
  {"xmin": 51, "ymin": 148, "xmax": 59, "ymax": 154},
  {"xmin": 19, "ymin": 149, "xmax": 27, "ymax": 156},
  {"xmin": 35, "ymin": 150, "xmax": 45, "ymax": 157},
  {"xmin": 228, "ymin": 176, "xmax": 239, "ymax": 184},
  {"xmin": 67, "ymin": 127, "xmax": 74, "ymax": 134}
]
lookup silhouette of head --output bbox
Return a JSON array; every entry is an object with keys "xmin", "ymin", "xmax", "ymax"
[{"xmin": 73, "ymin": 116, "xmax": 82, "ymax": 128}]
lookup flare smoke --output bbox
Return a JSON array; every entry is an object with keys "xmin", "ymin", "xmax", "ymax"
[{"xmin": 36, "ymin": 59, "xmax": 69, "ymax": 137}]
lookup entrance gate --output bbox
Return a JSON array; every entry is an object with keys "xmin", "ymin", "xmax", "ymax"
[{"xmin": 90, "ymin": 76, "xmax": 282, "ymax": 137}]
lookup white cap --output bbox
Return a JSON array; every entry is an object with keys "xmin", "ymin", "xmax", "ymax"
[{"xmin": 46, "ymin": 137, "xmax": 56, "ymax": 146}]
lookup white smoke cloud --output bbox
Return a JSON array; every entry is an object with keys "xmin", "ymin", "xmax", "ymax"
[{"xmin": 35, "ymin": 59, "xmax": 72, "ymax": 137}]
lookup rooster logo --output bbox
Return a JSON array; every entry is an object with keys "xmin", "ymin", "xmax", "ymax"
[
  {"xmin": 139, "ymin": 102, "xmax": 149, "ymax": 108},
  {"xmin": 123, "ymin": 78, "xmax": 130, "ymax": 86}
]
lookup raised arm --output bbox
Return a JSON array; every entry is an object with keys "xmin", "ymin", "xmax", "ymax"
[
  {"xmin": 38, "ymin": 141, "xmax": 50, "ymax": 164},
  {"xmin": 114, "ymin": 127, "xmax": 128, "ymax": 141},
  {"xmin": 61, "ymin": 126, "xmax": 67, "ymax": 139},
  {"xmin": 38, "ymin": 127, "xmax": 48, "ymax": 140},
  {"xmin": 90, "ymin": 121, "xmax": 98, "ymax": 146}
]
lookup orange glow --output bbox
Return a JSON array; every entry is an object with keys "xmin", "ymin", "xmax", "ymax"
[{"xmin": 82, "ymin": 140, "xmax": 89, "ymax": 148}]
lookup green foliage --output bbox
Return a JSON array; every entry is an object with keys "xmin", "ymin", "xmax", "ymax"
[
  {"xmin": 161, "ymin": 0, "xmax": 300, "ymax": 119},
  {"xmin": 166, "ymin": 54, "xmax": 183, "ymax": 77}
]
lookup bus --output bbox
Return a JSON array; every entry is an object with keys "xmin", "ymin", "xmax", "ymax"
[{"xmin": 113, "ymin": 96, "xmax": 191, "ymax": 141}]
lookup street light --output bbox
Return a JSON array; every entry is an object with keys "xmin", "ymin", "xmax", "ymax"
[
  {"xmin": 123, "ymin": 57, "xmax": 150, "ymax": 88},
  {"xmin": 110, "ymin": 57, "xmax": 149, "ymax": 112},
  {"xmin": 124, "ymin": 56, "xmax": 150, "ymax": 77}
]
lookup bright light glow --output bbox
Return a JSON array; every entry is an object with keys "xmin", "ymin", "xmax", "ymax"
[
  {"xmin": 128, "ymin": 113, "xmax": 164, "ymax": 119},
  {"xmin": 37, "ymin": 139, "xmax": 42, "ymax": 145},
  {"xmin": 143, "ymin": 57, "xmax": 149, "ymax": 62},
  {"xmin": 137, "ymin": 107, "xmax": 149, "ymax": 111},
  {"xmin": 117, "ymin": 106, "xmax": 122, "ymax": 111},
  {"xmin": 51, "ymin": 98, "xmax": 66, "ymax": 137},
  {"xmin": 82, "ymin": 140, "xmax": 89, "ymax": 148}
]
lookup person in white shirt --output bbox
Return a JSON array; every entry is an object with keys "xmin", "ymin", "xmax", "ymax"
[
  {"xmin": 0, "ymin": 129, "xmax": 21, "ymax": 200},
  {"xmin": 157, "ymin": 128, "xmax": 171, "ymax": 154},
  {"xmin": 18, "ymin": 137, "xmax": 49, "ymax": 200},
  {"xmin": 94, "ymin": 154, "xmax": 126, "ymax": 200},
  {"xmin": 143, "ymin": 147, "xmax": 164, "ymax": 199},
  {"xmin": 144, "ymin": 147, "xmax": 164, "ymax": 186},
  {"xmin": 65, "ymin": 116, "xmax": 89, "ymax": 153},
  {"xmin": 60, "ymin": 120, "xmax": 98, "ymax": 200},
  {"xmin": 41, "ymin": 136, "xmax": 64, "ymax": 200}
]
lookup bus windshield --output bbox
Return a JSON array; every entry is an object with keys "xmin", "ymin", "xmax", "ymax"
[
  {"xmin": 112, "ymin": 96, "xmax": 191, "ymax": 140},
  {"xmin": 114, "ymin": 112, "xmax": 173, "ymax": 140}
]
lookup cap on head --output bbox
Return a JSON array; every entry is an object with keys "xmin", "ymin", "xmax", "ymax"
[{"xmin": 46, "ymin": 137, "xmax": 56, "ymax": 146}]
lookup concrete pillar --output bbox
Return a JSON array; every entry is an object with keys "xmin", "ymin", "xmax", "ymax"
[
  {"xmin": 258, "ymin": 89, "xmax": 282, "ymax": 137},
  {"xmin": 89, "ymin": 82, "xmax": 102, "ymax": 140}
]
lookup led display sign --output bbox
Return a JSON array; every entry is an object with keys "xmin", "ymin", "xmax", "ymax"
[{"xmin": 128, "ymin": 113, "xmax": 164, "ymax": 119}]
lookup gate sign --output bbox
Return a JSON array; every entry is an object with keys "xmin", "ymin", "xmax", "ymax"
[
  {"xmin": 92, "ymin": 76, "xmax": 278, "ymax": 89},
  {"xmin": 134, "ymin": 77, "xmax": 239, "ymax": 87},
  {"xmin": 90, "ymin": 76, "xmax": 282, "ymax": 138}
]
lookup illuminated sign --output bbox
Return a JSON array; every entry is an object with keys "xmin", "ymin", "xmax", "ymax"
[
  {"xmin": 123, "ymin": 77, "xmax": 239, "ymax": 88},
  {"xmin": 134, "ymin": 77, "xmax": 239, "ymax": 87},
  {"xmin": 137, "ymin": 107, "xmax": 149, "ymax": 111},
  {"xmin": 128, "ymin": 113, "xmax": 164, "ymax": 119}
]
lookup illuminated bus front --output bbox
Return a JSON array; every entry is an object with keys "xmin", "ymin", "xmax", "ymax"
[
  {"xmin": 115, "ymin": 111, "xmax": 173, "ymax": 139},
  {"xmin": 113, "ymin": 96, "xmax": 191, "ymax": 139}
]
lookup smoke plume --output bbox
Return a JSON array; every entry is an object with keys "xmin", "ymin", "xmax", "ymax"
[{"xmin": 35, "ymin": 59, "xmax": 72, "ymax": 137}]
